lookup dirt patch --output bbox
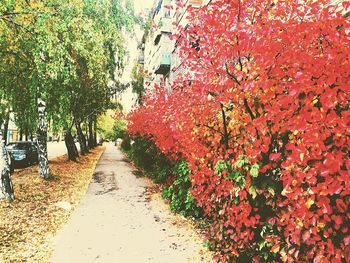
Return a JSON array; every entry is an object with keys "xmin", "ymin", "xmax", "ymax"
[
  {"xmin": 93, "ymin": 171, "xmax": 119, "ymax": 195},
  {"xmin": 148, "ymin": 191, "xmax": 213, "ymax": 262},
  {"xmin": 132, "ymin": 170, "xmax": 143, "ymax": 177}
]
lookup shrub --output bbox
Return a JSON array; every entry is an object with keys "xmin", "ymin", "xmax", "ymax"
[
  {"xmin": 112, "ymin": 120, "xmax": 127, "ymax": 139},
  {"xmin": 162, "ymin": 160, "xmax": 203, "ymax": 218},
  {"xmin": 120, "ymin": 135, "xmax": 131, "ymax": 151},
  {"xmin": 127, "ymin": 1, "xmax": 350, "ymax": 261},
  {"xmin": 123, "ymin": 135, "xmax": 202, "ymax": 218},
  {"xmin": 125, "ymin": 135, "xmax": 172, "ymax": 183}
]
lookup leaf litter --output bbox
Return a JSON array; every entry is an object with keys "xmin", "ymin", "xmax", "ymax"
[{"xmin": 0, "ymin": 146, "xmax": 105, "ymax": 263}]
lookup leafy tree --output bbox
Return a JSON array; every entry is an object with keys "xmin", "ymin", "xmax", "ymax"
[
  {"xmin": 0, "ymin": 0, "xmax": 137, "ymax": 198},
  {"xmin": 131, "ymin": 63, "xmax": 145, "ymax": 105}
]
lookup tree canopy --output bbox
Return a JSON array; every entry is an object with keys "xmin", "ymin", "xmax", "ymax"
[{"xmin": 0, "ymin": 0, "xmax": 137, "ymax": 135}]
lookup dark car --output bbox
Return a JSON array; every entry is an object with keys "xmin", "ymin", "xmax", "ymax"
[{"xmin": 6, "ymin": 141, "xmax": 38, "ymax": 168}]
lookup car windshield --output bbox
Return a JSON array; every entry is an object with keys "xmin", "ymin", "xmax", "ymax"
[{"xmin": 7, "ymin": 143, "xmax": 30, "ymax": 150}]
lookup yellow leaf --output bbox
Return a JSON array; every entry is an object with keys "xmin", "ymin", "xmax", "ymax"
[
  {"xmin": 317, "ymin": 221, "xmax": 326, "ymax": 229},
  {"xmin": 297, "ymin": 218, "xmax": 304, "ymax": 227},
  {"xmin": 305, "ymin": 198, "xmax": 314, "ymax": 209},
  {"xmin": 249, "ymin": 186, "xmax": 257, "ymax": 199}
]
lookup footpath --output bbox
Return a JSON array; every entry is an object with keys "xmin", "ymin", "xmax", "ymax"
[{"xmin": 51, "ymin": 144, "xmax": 211, "ymax": 263}]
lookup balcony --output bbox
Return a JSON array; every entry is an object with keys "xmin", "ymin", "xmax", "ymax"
[
  {"xmin": 154, "ymin": 34, "xmax": 161, "ymax": 45},
  {"xmin": 189, "ymin": 0, "xmax": 203, "ymax": 7},
  {"xmin": 155, "ymin": 53, "xmax": 171, "ymax": 75},
  {"xmin": 159, "ymin": 17, "xmax": 171, "ymax": 33},
  {"xmin": 154, "ymin": 17, "xmax": 172, "ymax": 45},
  {"xmin": 138, "ymin": 53, "xmax": 145, "ymax": 64}
]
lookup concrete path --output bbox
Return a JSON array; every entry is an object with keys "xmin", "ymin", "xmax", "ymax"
[{"xmin": 51, "ymin": 144, "xmax": 210, "ymax": 263}]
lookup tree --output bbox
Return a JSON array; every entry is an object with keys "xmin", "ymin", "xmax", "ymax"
[
  {"xmin": 0, "ymin": 0, "xmax": 136, "ymax": 152},
  {"xmin": 131, "ymin": 63, "xmax": 145, "ymax": 105},
  {"xmin": 0, "ymin": 0, "xmax": 138, "ymax": 199},
  {"xmin": 37, "ymin": 99, "xmax": 49, "ymax": 179},
  {"xmin": 0, "ymin": 135, "xmax": 14, "ymax": 201}
]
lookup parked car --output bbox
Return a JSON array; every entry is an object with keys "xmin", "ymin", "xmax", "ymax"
[{"xmin": 6, "ymin": 141, "xmax": 38, "ymax": 168}]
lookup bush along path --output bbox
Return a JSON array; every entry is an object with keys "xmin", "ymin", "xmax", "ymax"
[
  {"xmin": 51, "ymin": 143, "xmax": 211, "ymax": 263},
  {"xmin": 127, "ymin": 1, "xmax": 350, "ymax": 261}
]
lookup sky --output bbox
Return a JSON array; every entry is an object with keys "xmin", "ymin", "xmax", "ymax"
[{"xmin": 133, "ymin": 0, "xmax": 155, "ymax": 13}]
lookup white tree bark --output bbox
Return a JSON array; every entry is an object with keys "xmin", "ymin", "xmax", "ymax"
[
  {"xmin": 37, "ymin": 98, "xmax": 50, "ymax": 180},
  {"xmin": 0, "ymin": 137, "xmax": 14, "ymax": 201}
]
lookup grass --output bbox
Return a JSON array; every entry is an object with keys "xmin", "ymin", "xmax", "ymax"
[{"xmin": 0, "ymin": 146, "xmax": 105, "ymax": 263}]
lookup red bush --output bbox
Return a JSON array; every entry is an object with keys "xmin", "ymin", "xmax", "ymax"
[{"xmin": 128, "ymin": 0, "xmax": 350, "ymax": 261}]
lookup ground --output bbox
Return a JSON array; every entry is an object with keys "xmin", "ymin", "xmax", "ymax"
[
  {"xmin": 51, "ymin": 144, "xmax": 212, "ymax": 262},
  {"xmin": 47, "ymin": 141, "xmax": 79, "ymax": 159},
  {"xmin": 0, "ymin": 147, "xmax": 104, "ymax": 263}
]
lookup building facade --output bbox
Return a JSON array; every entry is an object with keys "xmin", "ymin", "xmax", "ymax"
[{"xmin": 141, "ymin": 0, "xmax": 210, "ymax": 91}]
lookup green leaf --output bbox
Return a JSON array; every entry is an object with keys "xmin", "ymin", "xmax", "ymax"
[
  {"xmin": 250, "ymin": 164, "xmax": 259, "ymax": 177},
  {"xmin": 236, "ymin": 159, "xmax": 245, "ymax": 168},
  {"xmin": 215, "ymin": 160, "xmax": 228, "ymax": 174},
  {"xmin": 237, "ymin": 176, "xmax": 246, "ymax": 188},
  {"xmin": 229, "ymin": 171, "xmax": 240, "ymax": 180},
  {"xmin": 259, "ymin": 240, "xmax": 267, "ymax": 250},
  {"xmin": 249, "ymin": 185, "xmax": 257, "ymax": 199}
]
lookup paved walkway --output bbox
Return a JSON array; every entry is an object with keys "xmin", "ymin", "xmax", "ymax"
[{"xmin": 51, "ymin": 144, "xmax": 210, "ymax": 263}]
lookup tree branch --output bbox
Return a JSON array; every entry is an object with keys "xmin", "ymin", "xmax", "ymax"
[
  {"xmin": 1, "ymin": 17, "xmax": 36, "ymax": 35},
  {"xmin": 220, "ymin": 103, "xmax": 230, "ymax": 149},
  {"xmin": 243, "ymin": 98, "xmax": 256, "ymax": 120},
  {"xmin": 202, "ymin": 124, "xmax": 224, "ymax": 136},
  {"xmin": 237, "ymin": 0, "xmax": 241, "ymax": 23},
  {"xmin": 225, "ymin": 62, "xmax": 241, "ymax": 86},
  {"xmin": 237, "ymin": 51, "xmax": 243, "ymax": 71},
  {"xmin": 0, "ymin": 12, "xmax": 34, "ymax": 17},
  {"xmin": 0, "ymin": 11, "xmax": 57, "ymax": 18}
]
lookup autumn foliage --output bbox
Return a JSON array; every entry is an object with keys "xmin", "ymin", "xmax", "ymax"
[{"xmin": 128, "ymin": 0, "xmax": 350, "ymax": 261}]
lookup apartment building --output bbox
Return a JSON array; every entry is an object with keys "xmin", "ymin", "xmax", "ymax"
[
  {"xmin": 2, "ymin": 115, "xmax": 19, "ymax": 143},
  {"xmin": 142, "ymin": 0, "xmax": 172, "ymax": 90},
  {"xmin": 141, "ymin": 0, "xmax": 210, "ymax": 90},
  {"xmin": 169, "ymin": 0, "xmax": 209, "ymax": 83}
]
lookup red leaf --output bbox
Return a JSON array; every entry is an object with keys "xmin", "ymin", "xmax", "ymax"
[{"xmin": 269, "ymin": 153, "xmax": 281, "ymax": 161}]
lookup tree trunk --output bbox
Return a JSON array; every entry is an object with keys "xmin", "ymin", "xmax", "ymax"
[
  {"xmin": 37, "ymin": 99, "xmax": 50, "ymax": 180},
  {"xmin": 3, "ymin": 114, "xmax": 9, "ymax": 145},
  {"xmin": 19, "ymin": 130, "xmax": 23, "ymax": 141},
  {"xmin": 88, "ymin": 116, "xmax": 94, "ymax": 149},
  {"xmin": 84, "ymin": 121, "xmax": 89, "ymax": 149},
  {"xmin": 93, "ymin": 116, "xmax": 97, "ymax": 147},
  {"xmin": 64, "ymin": 130, "xmax": 79, "ymax": 161},
  {"xmin": 220, "ymin": 103, "xmax": 229, "ymax": 149},
  {"xmin": 0, "ymin": 138, "xmax": 15, "ymax": 201},
  {"xmin": 75, "ymin": 119, "xmax": 88, "ymax": 155}
]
